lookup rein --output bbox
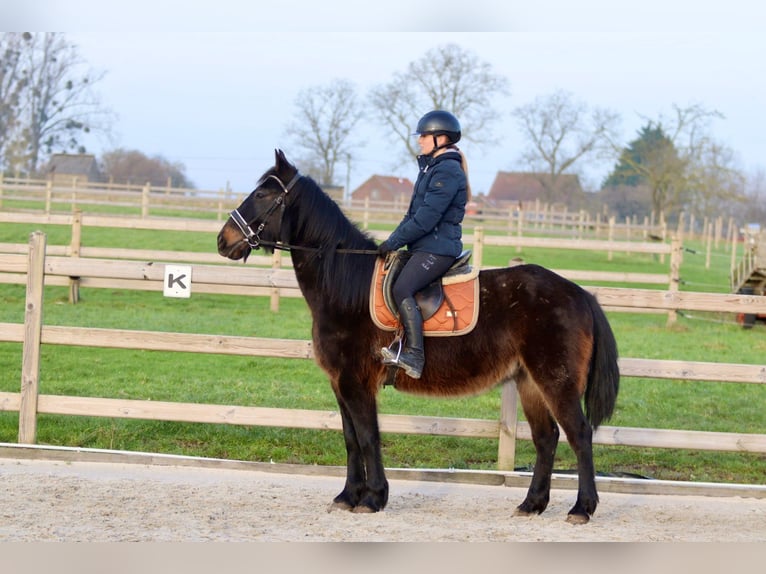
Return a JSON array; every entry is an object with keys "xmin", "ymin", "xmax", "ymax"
[{"xmin": 230, "ymin": 172, "xmax": 379, "ymax": 256}]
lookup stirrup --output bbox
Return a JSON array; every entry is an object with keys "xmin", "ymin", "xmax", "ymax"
[
  {"xmin": 381, "ymin": 337, "xmax": 403, "ymax": 366},
  {"xmin": 380, "ymin": 341, "xmax": 423, "ymax": 379}
]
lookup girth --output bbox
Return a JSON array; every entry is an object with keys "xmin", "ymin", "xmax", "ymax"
[{"xmin": 382, "ymin": 250, "xmax": 473, "ymax": 320}]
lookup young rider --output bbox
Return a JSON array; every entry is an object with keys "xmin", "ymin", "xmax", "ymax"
[{"xmin": 377, "ymin": 110, "xmax": 470, "ymax": 379}]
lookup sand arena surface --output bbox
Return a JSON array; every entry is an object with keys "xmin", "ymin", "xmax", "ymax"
[{"xmin": 0, "ymin": 457, "xmax": 764, "ymax": 542}]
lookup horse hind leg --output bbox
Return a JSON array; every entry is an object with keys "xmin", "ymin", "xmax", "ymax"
[
  {"xmin": 554, "ymin": 401, "xmax": 598, "ymax": 524},
  {"xmin": 513, "ymin": 376, "xmax": 560, "ymax": 518}
]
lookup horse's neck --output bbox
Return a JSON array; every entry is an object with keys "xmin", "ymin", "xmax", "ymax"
[{"xmin": 290, "ymin": 247, "xmax": 374, "ymax": 317}]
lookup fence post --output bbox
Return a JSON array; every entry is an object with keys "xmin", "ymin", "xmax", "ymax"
[
  {"xmin": 497, "ymin": 379, "xmax": 518, "ymax": 471},
  {"xmin": 607, "ymin": 216, "xmax": 615, "ymax": 261},
  {"xmin": 141, "ymin": 183, "xmax": 150, "ymax": 217},
  {"xmin": 69, "ymin": 210, "xmax": 83, "ymax": 303},
  {"xmin": 730, "ymin": 224, "xmax": 738, "ymax": 280},
  {"xmin": 270, "ymin": 249, "xmax": 282, "ymax": 313},
  {"xmin": 19, "ymin": 231, "xmax": 46, "ymax": 444},
  {"xmin": 45, "ymin": 180, "xmax": 53, "ymax": 214},
  {"xmin": 472, "ymin": 226, "xmax": 484, "ymax": 268},
  {"xmin": 71, "ymin": 177, "xmax": 79, "ymax": 212},
  {"xmin": 0, "ymin": 173, "xmax": 3, "ymax": 209},
  {"xmin": 666, "ymin": 236, "xmax": 682, "ymax": 326}
]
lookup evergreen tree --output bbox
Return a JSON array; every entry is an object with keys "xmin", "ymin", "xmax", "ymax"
[{"xmin": 603, "ymin": 124, "xmax": 677, "ymax": 188}]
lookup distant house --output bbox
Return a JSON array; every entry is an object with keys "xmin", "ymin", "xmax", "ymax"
[
  {"xmin": 46, "ymin": 154, "xmax": 103, "ymax": 185},
  {"xmin": 351, "ymin": 175, "xmax": 413, "ymax": 203},
  {"xmin": 487, "ymin": 171, "xmax": 583, "ymax": 208}
]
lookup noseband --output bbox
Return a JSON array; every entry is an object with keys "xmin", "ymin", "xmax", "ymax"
[{"xmin": 229, "ymin": 172, "xmax": 302, "ymax": 250}]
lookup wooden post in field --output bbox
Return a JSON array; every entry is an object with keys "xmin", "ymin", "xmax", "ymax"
[
  {"xmin": 666, "ymin": 236, "xmax": 682, "ymax": 326},
  {"xmin": 363, "ymin": 197, "xmax": 370, "ymax": 230},
  {"xmin": 534, "ymin": 199, "xmax": 541, "ymax": 230},
  {"xmin": 43, "ymin": 179, "xmax": 52, "ymax": 214},
  {"xmin": 70, "ymin": 177, "xmax": 78, "ymax": 212},
  {"xmin": 730, "ymin": 223, "xmax": 738, "ymax": 278},
  {"xmin": 141, "ymin": 183, "xmax": 150, "ymax": 217},
  {"xmin": 516, "ymin": 207, "xmax": 523, "ymax": 254},
  {"xmin": 472, "ymin": 227, "xmax": 484, "ymax": 268},
  {"xmin": 607, "ymin": 216, "xmax": 615, "ymax": 261},
  {"xmin": 726, "ymin": 217, "xmax": 735, "ymax": 252},
  {"xmin": 705, "ymin": 219, "xmax": 713, "ymax": 270},
  {"xmin": 497, "ymin": 379, "xmax": 518, "ymax": 471},
  {"xmin": 270, "ymin": 249, "xmax": 282, "ymax": 313},
  {"xmin": 19, "ymin": 231, "xmax": 46, "ymax": 444},
  {"xmin": 0, "ymin": 174, "xmax": 3, "ymax": 209},
  {"xmin": 714, "ymin": 216, "xmax": 722, "ymax": 249},
  {"xmin": 69, "ymin": 210, "xmax": 83, "ymax": 303},
  {"xmin": 659, "ymin": 215, "xmax": 667, "ymax": 264}
]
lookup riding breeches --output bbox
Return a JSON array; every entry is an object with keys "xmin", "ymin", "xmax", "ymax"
[{"xmin": 391, "ymin": 251, "xmax": 456, "ymax": 308}]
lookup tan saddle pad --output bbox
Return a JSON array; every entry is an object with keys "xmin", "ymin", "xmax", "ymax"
[{"xmin": 369, "ymin": 257, "xmax": 480, "ymax": 337}]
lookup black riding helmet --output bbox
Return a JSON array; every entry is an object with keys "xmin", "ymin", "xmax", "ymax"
[{"xmin": 415, "ymin": 110, "xmax": 461, "ymax": 155}]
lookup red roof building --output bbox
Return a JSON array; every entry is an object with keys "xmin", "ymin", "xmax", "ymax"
[
  {"xmin": 487, "ymin": 171, "xmax": 583, "ymax": 207},
  {"xmin": 351, "ymin": 175, "xmax": 413, "ymax": 203}
]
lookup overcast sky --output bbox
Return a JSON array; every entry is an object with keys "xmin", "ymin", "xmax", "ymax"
[{"xmin": 5, "ymin": 1, "xmax": 766, "ymax": 196}]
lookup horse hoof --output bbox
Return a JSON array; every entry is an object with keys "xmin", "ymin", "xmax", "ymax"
[
  {"xmin": 566, "ymin": 513, "xmax": 590, "ymax": 525},
  {"xmin": 513, "ymin": 508, "xmax": 536, "ymax": 518},
  {"xmin": 351, "ymin": 505, "xmax": 377, "ymax": 514},
  {"xmin": 327, "ymin": 500, "xmax": 354, "ymax": 513}
]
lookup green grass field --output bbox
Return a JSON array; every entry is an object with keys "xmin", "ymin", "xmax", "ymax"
[{"xmin": 0, "ymin": 219, "xmax": 764, "ymax": 484}]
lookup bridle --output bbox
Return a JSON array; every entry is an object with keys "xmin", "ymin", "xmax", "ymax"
[
  {"xmin": 229, "ymin": 172, "xmax": 301, "ymax": 251},
  {"xmin": 228, "ymin": 171, "xmax": 378, "ymax": 255}
]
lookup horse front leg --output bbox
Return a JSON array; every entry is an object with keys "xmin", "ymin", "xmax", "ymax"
[
  {"xmin": 328, "ymin": 400, "xmax": 368, "ymax": 512},
  {"xmin": 328, "ymin": 377, "xmax": 389, "ymax": 513}
]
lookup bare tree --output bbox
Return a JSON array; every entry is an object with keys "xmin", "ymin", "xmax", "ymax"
[
  {"xmin": 686, "ymin": 142, "xmax": 746, "ymax": 219},
  {"xmin": 99, "ymin": 148, "xmax": 194, "ymax": 188},
  {"xmin": 6, "ymin": 32, "xmax": 113, "ymax": 175},
  {"xmin": 285, "ymin": 78, "xmax": 363, "ymax": 186},
  {"xmin": 513, "ymin": 89, "xmax": 621, "ymax": 202},
  {"xmin": 0, "ymin": 32, "xmax": 30, "ymax": 170},
  {"xmin": 368, "ymin": 43, "xmax": 510, "ymax": 164},
  {"xmin": 738, "ymin": 168, "xmax": 766, "ymax": 224}
]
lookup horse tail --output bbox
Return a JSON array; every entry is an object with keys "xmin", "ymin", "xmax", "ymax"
[{"xmin": 583, "ymin": 292, "xmax": 620, "ymax": 429}]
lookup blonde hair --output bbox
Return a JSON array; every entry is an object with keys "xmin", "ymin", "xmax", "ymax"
[{"xmin": 455, "ymin": 147, "xmax": 472, "ymax": 202}]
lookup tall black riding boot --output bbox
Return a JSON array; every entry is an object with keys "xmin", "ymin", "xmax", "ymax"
[{"xmin": 381, "ymin": 297, "xmax": 425, "ymax": 379}]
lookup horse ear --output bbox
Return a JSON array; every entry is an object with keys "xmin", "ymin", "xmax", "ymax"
[{"xmin": 274, "ymin": 149, "xmax": 295, "ymax": 174}]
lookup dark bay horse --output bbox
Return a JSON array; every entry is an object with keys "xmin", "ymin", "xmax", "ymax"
[{"xmin": 217, "ymin": 150, "xmax": 620, "ymax": 524}]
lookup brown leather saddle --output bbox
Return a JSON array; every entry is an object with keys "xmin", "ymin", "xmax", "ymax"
[
  {"xmin": 382, "ymin": 249, "xmax": 473, "ymax": 319},
  {"xmin": 370, "ymin": 250, "xmax": 479, "ymax": 337}
]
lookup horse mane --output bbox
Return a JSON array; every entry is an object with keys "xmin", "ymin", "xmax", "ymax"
[{"xmin": 283, "ymin": 174, "xmax": 378, "ymax": 311}]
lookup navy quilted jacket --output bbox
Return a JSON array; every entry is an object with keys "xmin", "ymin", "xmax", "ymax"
[{"xmin": 384, "ymin": 150, "xmax": 467, "ymax": 257}]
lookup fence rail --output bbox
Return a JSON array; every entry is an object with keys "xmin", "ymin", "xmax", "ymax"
[
  {"xmin": 2, "ymin": 175, "xmax": 738, "ymax": 245},
  {"xmin": 0, "ymin": 211, "xmax": 678, "ymax": 309},
  {"xmin": 0, "ymin": 231, "xmax": 764, "ymax": 473}
]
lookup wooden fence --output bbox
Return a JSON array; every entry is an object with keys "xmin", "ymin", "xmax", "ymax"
[
  {"xmin": 0, "ymin": 211, "xmax": 678, "ymax": 311},
  {"xmin": 1, "ymin": 175, "xmax": 737, "ymax": 245},
  {"xmin": 1, "ymin": 231, "xmax": 765, "ymax": 473}
]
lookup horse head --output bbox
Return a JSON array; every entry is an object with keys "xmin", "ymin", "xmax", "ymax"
[{"xmin": 217, "ymin": 149, "xmax": 300, "ymax": 262}]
